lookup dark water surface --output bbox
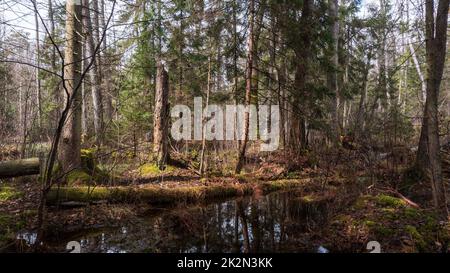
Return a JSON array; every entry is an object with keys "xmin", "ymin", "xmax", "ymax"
[{"xmin": 16, "ymin": 190, "xmax": 337, "ymax": 253}]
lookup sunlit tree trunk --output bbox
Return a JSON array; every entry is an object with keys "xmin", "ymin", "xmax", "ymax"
[
  {"xmin": 48, "ymin": 0, "xmax": 60, "ymax": 127},
  {"xmin": 153, "ymin": 63, "xmax": 170, "ymax": 169},
  {"xmin": 83, "ymin": 0, "xmax": 104, "ymax": 144},
  {"xmin": 33, "ymin": 0, "xmax": 42, "ymax": 131},
  {"xmin": 235, "ymin": 0, "xmax": 255, "ymax": 174},
  {"xmin": 100, "ymin": 0, "xmax": 114, "ymax": 122},
  {"xmin": 58, "ymin": 0, "xmax": 83, "ymax": 174}
]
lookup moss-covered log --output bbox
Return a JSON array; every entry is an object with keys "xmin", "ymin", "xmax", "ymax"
[
  {"xmin": 46, "ymin": 179, "xmax": 310, "ymax": 206},
  {"xmin": 0, "ymin": 158, "xmax": 40, "ymax": 179}
]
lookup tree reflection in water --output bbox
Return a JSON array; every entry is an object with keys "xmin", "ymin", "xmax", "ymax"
[{"xmin": 49, "ymin": 191, "xmax": 334, "ymax": 253}]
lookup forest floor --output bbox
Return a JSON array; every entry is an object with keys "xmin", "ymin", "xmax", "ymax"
[{"xmin": 1, "ymin": 145, "xmax": 450, "ymax": 252}]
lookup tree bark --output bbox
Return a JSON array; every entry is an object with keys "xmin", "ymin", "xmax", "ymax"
[
  {"xmin": 100, "ymin": 0, "xmax": 114, "ymax": 121},
  {"xmin": 58, "ymin": 0, "xmax": 83, "ymax": 174},
  {"xmin": 81, "ymin": 40, "xmax": 87, "ymax": 136},
  {"xmin": 408, "ymin": 37, "xmax": 427, "ymax": 102},
  {"xmin": 328, "ymin": 0, "xmax": 340, "ymax": 145},
  {"xmin": 233, "ymin": 0, "xmax": 239, "ymax": 150},
  {"xmin": 355, "ymin": 51, "xmax": 372, "ymax": 137},
  {"xmin": 0, "ymin": 158, "xmax": 40, "ymax": 179},
  {"xmin": 33, "ymin": 0, "xmax": 42, "ymax": 131},
  {"xmin": 290, "ymin": 0, "xmax": 312, "ymax": 150},
  {"xmin": 251, "ymin": 4, "xmax": 265, "ymax": 126},
  {"xmin": 199, "ymin": 57, "xmax": 212, "ymax": 175},
  {"xmin": 418, "ymin": 0, "xmax": 449, "ymax": 218},
  {"xmin": 235, "ymin": 0, "xmax": 255, "ymax": 174},
  {"xmin": 48, "ymin": 0, "xmax": 60, "ymax": 127},
  {"xmin": 82, "ymin": 0, "xmax": 104, "ymax": 143},
  {"xmin": 153, "ymin": 62, "xmax": 170, "ymax": 169}
]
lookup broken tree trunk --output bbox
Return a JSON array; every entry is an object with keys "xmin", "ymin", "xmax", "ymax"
[
  {"xmin": 153, "ymin": 62, "xmax": 170, "ymax": 169},
  {"xmin": 0, "ymin": 158, "xmax": 40, "ymax": 178}
]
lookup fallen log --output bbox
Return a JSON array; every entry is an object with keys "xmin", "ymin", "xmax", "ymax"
[
  {"xmin": 46, "ymin": 179, "xmax": 311, "ymax": 205},
  {"xmin": 0, "ymin": 158, "xmax": 40, "ymax": 178}
]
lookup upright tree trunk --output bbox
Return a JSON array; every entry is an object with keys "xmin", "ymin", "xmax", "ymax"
[
  {"xmin": 33, "ymin": 0, "xmax": 42, "ymax": 131},
  {"xmin": 416, "ymin": 2, "xmax": 430, "ymax": 174},
  {"xmin": 199, "ymin": 57, "xmax": 212, "ymax": 175},
  {"xmin": 278, "ymin": 55, "xmax": 287, "ymax": 149},
  {"xmin": 418, "ymin": 0, "xmax": 449, "ymax": 218},
  {"xmin": 48, "ymin": 0, "xmax": 59, "ymax": 127},
  {"xmin": 58, "ymin": 0, "xmax": 83, "ymax": 174},
  {"xmin": 328, "ymin": 0, "xmax": 340, "ymax": 145},
  {"xmin": 380, "ymin": 0, "xmax": 391, "ymax": 109},
  {"xmin": 82, "ymin": 0, "xmax": 104, "ymax": 144},
  {"xmin": 291, "ymin": 0, "xmax": 312, "ymax": 151},
  {"xmin": 235, "ymin": 0, "xmax": 255, "ymax": 174},
  {"xmin": 355, "ymin": 51, "xmax": 372, "ymax": 136},
  {"xmin": 21, "ymin": 82, "xmax": 31, "ymax": 159},
  {"xmin": 48, "ymin": 0, "xmax": 56, "ymax": 69},
  {"xmin": 408, "ymin": 38, "xmax": 427, "ymax": 102},
  {"xmin": 251, "ymin": 4, "xmax": 264, "ymax": 127},
  {"xmin": 100, "ymin": 0, "xmax": 114, "ymax": 122},
  {"xmin": 153, "ymin": 63, "xmax": 170, "ymax": 169},
  {"xmin": 178, "ymin": 9, "xmax": 185, "ymax": 97},
  {"xmin": 233, "ymin": 0, "xmax": 240, "ymax": 150},
  {"xmin": 81, "ymin": 39, "xmax": 87, "ymax": 136},
  {"xmin": 233, "ymin": 0, "xmax": 238, "ymax": 102}
]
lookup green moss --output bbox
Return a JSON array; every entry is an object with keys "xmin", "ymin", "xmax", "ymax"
[
  {"xmin": 300, "ymin": 195, "xmax": 315, "ymax": 203},
  {"xmin": 81, "ymin": 148, "xmax": 96, "ymax": 171},
  {"xmin": 404, "ymin": 207, "xmax": 422, "ymax": 219},
  {"xmin": 46, "ymin": 179, "xmax": 306, "ymax": 206},
  {"xmin": 363, "ymin": 220, "xmax": 376, "ymax": 227},
  {"xmin": 332, "ymin": 191, "xmax": 449, "ymax": 252},
  {"xmin": 0, "ymin": 213, "xmax": 25, "ymax": 247},
  {"xmin": 190, "ymin": 149, "xmax": 199, "ymax": 160},
  {"xmin": 66, "ymin": 169, "xmax": 94, "ymax": 185},
  {"xmin": 139, "ymin": 163, "xmax": 175, "ymax": 175},
  {"xmin": 360, "ymin": 218, "xmax": 395, "ymax": 237},
  {"xmin": 374, "ymin": 194, "xmax": 406, "ymax": 208},
  {"xmin": 0, "ymin": 214, "xmax": 10, "ymax": 226},
  {"xmin": 260, "ymin": 179, "xmax": 307, "ymax": 194},
  {"xmin": 286, "ymin": 172, "xmax": 301, "ymax": 179},
  {"xmin": 47, "ymin": 184, "xmax": 253, "ymax": 205},
  {"xmin": 379, "ymin": 208, "xmax": 399, "ymax": 221},
  {"xmin": 405, "ymin": 225, "xmax": 427, "ymax": 251},
  {"xmin": 139, "ymin": 163, "xmax": 160, "ymax": 175},
  {"xmin": 60, "ymin": 149, "xmax": 111, "ymax": 185},
  {"xmin": 405, "ymin": 225, "xmax": 421, "ymax": 238},
  {"xmin": 373, "ymin": 225, "xmax": 395, "ymax": 237},
  {"xmin": 0, "ymin": 186, "xmax": 23, "ymax": 201}
]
